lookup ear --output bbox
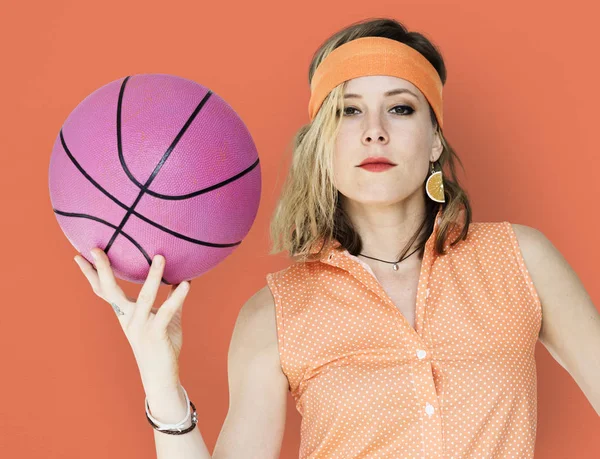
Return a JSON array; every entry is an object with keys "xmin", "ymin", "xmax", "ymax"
[{"xmin": 430, "ymin": 129, "xmax": 443, "ymax": 162}]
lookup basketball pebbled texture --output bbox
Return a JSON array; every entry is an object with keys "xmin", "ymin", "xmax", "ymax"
[{"xmin": 49, "ymin": 74, "xmax": 261, "ymax": 285}]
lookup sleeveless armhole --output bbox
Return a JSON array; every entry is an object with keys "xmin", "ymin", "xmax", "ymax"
[
  {"xmin": 266, "ymin": 272, "xmax": 289, "ymax": 391},
  {"xmin": 503, "ymin": 221, "xmax": 543, "ymax": 331}
]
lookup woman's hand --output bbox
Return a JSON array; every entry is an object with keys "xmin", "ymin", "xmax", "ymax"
[{"xmin": 74, "ymin": 248, "xmax": 192, "ymax": 395}]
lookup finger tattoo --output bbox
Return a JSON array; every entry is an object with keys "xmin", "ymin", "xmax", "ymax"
[{"xmin": 111, "ymin": 302, "xmax": 125, "ymax": 316}]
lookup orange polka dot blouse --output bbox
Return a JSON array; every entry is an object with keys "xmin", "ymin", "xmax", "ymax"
[{"xmin": 266, "ymin": 208, "xmax": 542, "ymax": 458}]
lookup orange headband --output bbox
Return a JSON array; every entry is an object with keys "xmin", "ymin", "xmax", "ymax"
[{"xmin": 308, "ymin": 36, "xmax": 443, "ymax": 128}]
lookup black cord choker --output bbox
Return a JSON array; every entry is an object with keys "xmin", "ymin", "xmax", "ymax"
[{"xmin": 358, "ymin": 245, "xmax": 421, "ymax": 271}]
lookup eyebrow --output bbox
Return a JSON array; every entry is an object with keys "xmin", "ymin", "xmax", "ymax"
[{"xmin": 343, "ymin": 88, "xmax": 419, "ymax": 100}]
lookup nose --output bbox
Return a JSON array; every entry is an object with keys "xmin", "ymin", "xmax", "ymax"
[
  {"xmin": 362, "ymin": 118, "xmax": 388, "ymax": 145},
  {"xmin": 364, "ymin": 133, "xmax": 387, "ymax": 143}
]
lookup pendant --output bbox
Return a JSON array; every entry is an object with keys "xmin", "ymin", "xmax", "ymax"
[{"xmin": 393, "ymin": 263, "xmax": 399, "ymax": 271}]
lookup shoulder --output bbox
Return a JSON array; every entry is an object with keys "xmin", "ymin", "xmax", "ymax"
[
  {"xmin": 448, "ymin": 221, "xmax": 514, "ymax": 253},
  {"xmin": 239, "ymin": 284, "xmax": 276, "ymax": 323},
  {"xmin": 508, "ymin": 222, "xmax": 545, "ymax": 241},
  {"xmin": 504, "ymin": 222, "xmax": 552, "ymax": 292},
  {"xmin": 505, "ymin": 223, "xmax": 555, "ymax": 324},
  {"xmin": 228, "ymin": 283, "xmax": 290, "ymax": 397},
  {"xmin": 507, "ymin": 222, "xmax": 549, "ymax": 263},
  {"xmin": 506, "ymin": 223, "xmax": 600, "ymax": 362},
  {"xmin": 466, "ymin": 220, "xmax": 544, "ymax": 245},
  {"xmin": 232, "ymin": 283, "xmax": 278, "ymax": 350},
  {"xmin": 467, "ymin": 220, "xmax": 548, "ymax": 256},
  {"xmin": 266, "ymin": 261, "xmax": 320, "ymax": 294},
  {"xmin": 231, "ymin": 283, "xmax": 281, "ymax": 367},
  {"xmin": 450, "ymin": 221, "xmax": 547, "ymax": 266}
]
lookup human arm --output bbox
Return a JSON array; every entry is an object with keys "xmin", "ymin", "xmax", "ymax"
[
  {"xmin": 212, "ymin": 284, "xmax": 289, "ymax": 459},
  {"xmin": 511, "ymin": 223, "xmax": 600, "ymax": 416},
  {"xmin": 75, "ymin": 249, "xmax": 288, "ymax": 458},
  {"xmin": 149, "ymin": 284, "xmax": 289, "ymax": 459}
]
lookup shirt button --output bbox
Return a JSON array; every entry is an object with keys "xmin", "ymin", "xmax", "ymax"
[
  {"xmin": 425, "ymin": 403, "xmax": 435, "ymax": 416},
  {"xmin": 328, "ymin": 254, "xmax": 333, "ymax": 260},
  {"xmin": 416, "ymin": 349, "xmax": 427, "ymax": 359}
]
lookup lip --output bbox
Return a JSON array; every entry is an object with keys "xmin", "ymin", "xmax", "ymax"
[
  {"xmin": 358, "ymin": 163, "xmax": 396, "ymax": 172},
  {"xmin": 357, "ymin": 156, "xmax": 397, "ymax": 166}
]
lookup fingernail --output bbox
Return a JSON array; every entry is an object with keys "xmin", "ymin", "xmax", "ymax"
[{"xmin": 90, "ymin": 250, "xmax": 96, "ymax": 260}]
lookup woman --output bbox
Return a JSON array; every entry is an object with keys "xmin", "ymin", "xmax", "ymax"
[{"xmin": 75, "ymin": 17, "xmax": 600, "ymax": 459}]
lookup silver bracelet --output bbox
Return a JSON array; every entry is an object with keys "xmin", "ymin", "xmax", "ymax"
[{"xmin": 145, "ymin": 385, "xmax": 196, "ymax": 432}]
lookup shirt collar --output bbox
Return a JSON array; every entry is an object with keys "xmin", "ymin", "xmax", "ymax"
[{"xmin": 309, "ymin": 204, "xmax": 445, "ymax": 263}]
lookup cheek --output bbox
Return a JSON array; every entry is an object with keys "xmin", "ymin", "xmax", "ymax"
[
  {"xmin": 333, "ymin": 129, "xmax": 352, "ymax": 154},
  {"xmin": 332, "ymin": 133, "xmax": 354, "ymax": 178},
  {"xmin": 331, "ymin": 154, "xmax": 348, "ymax": 190},
  {"xmin": 396, "ymin": 154, "xmax": 430, "ymax": 185}
]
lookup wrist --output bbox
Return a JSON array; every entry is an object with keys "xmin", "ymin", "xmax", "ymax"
[
  {"xmin": 143, "ymin": 378, "xmax": 182, "ymax": 398},
  {"xmin": 145, "ymin": 385, "xmax": 190, "ymax": 425}
]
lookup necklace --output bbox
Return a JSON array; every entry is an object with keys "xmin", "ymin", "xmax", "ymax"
[{"xmin": 358, "ymin": 245, "xmax": 421, "ymax": 271}]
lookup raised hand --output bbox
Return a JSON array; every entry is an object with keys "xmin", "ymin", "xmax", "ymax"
[{"xmin": 74, "ymin": 248, "xmax": 191, "ymax": 395}]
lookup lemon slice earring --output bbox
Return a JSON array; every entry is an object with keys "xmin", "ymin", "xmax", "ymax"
[{"xmin": 426, "ymin": 161, "xmax": 445, "ymax": 203}]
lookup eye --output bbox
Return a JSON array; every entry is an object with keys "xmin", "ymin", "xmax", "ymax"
[
  {"xmin": 342, "ymin": 106, "xmax": 360, "ymax": 116},
  {"xmin": 390, "ymin": 105, "xmax": 414, "ymax": 115},
  {"xmin": 340, "ymin": 105, "xmax": 415, "ymax": 116}
]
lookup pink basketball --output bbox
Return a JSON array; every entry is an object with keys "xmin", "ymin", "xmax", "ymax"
[{"xmin": 48, "ymin": 74, "xmax": 261, "ymax": 285}]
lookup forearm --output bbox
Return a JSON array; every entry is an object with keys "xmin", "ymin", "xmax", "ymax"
[{"xmin": 147, "ymin": 385, "xmax": 212, "ymax": 458}]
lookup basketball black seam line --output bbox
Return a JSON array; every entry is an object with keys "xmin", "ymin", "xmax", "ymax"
[
  {"xmin": 54, "ymin": 209, "xmax": 170, "ymax": 285},
  {"xmin": 54, "ymin": 73, "xmax": 263, "ymax": 268},
  {"xmin": 56, "ymin": 130, "xmax": 242, "ymax": 248},
  {"xmin": 105, "ymin": 75, "xmax": 211, "ymax": 254},
  {"xmin": 53, "ymin": 75, "xmax": 257, "ymax": 282},
  {"xmin": 114, "ymin": 78, "xmax": 261, "ymax": 200}
]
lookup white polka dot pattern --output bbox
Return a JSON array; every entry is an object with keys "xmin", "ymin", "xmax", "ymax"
[{"xmin": 266, "ymin": 210, "xmax": 542, "ymax": 458}]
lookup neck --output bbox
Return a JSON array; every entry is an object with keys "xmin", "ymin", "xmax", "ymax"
[{"xmin": 343, "ymin": 196, "xmax": 428, "ymax": 264}]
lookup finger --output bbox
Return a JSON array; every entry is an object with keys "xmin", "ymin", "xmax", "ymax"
[
  {"xmin": 90, "ymin": 248, "xmax": 128, "ymax": 303},
  {"xmin": 74, "ymin": 255, "xmax": 101, "ymax": 295},
  {"xmin": 166, "ymin": 283, "xmax": 178, "ymax": 300},
  {"xmin": 75, "ymin": 254, "xmax": 132, "ymax": 323},
  {"xmin": 166, "ymin": 280, "xmax": 191, "ymax": 300},
  {"xmin": 134, "ymin": 255, "xmax": 166, "ymax": 324},
  {"xmin": 153, "ymin": 281, "xmax": 190, "ymax": 331}
]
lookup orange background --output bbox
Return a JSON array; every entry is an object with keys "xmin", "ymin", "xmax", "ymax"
[{"xmin": 1, "ymin": 0, "xmax": 599, "ymax": 457}]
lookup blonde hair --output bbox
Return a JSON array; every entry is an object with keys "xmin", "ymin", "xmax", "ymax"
[{"xmin": 269, "ymin": 18, "xmax": 472, "ymax": 263}]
